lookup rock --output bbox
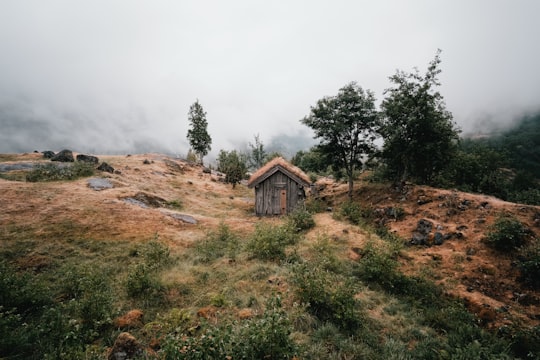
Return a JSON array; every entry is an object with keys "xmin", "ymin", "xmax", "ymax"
[
  {"xmin": 202, "ymin": 167, "xmax": 211, "ymax": 174},
  {"xmin": 107, "ymin": 332, "xmax": 142, "ymax": 360},
  {"xmin": 164, "ymin": 159, "xmax": 184, "ymax": 173},
  {"xmin": 0, "ymin": 162, "xmax": 36, "ymax": 172},
  {"xmin": 416, "ymin": 219, "xmax": 433, "ymax": 235},
  {"xmin": 51, "ymin": 149, "xmax": 74, "ymax": 162},
  {"xmin": 42, "ymin": 150, "xmax": 55, "ymax": 159},
  {"xmin": 410, "ymin": 232, "xmax": 428, "ymax": 246},
  {"xmin": 87, "ymin": 178, "xmax": 113, "ymax": 191},
  {"xmin": 433, "ymin": 232, "xmax": 444, "ymax": 245},
  {"xmin": 167, "ymin": 213, "xmax": 197, "ymax": 224},
  {"xmin": 123, "ymin": 198, "xmax": 149, "ymax": 208},
  {"xmin": 417, "ymin": 196, "xmax": 432, "ymax": 205},
  {"xmin": 98, "ymin": 162, "xmax": 115, "ymax": 173},
  {"xmin": 76, "ymin": 154, "xmax": 99, "ymax": 164},
  {"xmin": 123, "ymin": 192, "xmax": 167, "ymax": 208},
  {"xmin": 143, "ymin": 159, "xmax": 151, "ymax": 164}
]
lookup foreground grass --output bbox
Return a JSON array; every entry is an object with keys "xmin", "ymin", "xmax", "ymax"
[{"xmin": 1, "ymin": 206, "xmax": 538, "ymax": 359}]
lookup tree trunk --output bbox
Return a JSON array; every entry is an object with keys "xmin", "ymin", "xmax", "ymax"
[{"xmin": 348, "ymin": 175, "xmax": 354, "ymax": 199}]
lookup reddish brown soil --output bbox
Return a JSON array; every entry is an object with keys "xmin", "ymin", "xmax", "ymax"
[{"xmin": 317, "ymin": 178, "xmax": 540, "ymax": 329}]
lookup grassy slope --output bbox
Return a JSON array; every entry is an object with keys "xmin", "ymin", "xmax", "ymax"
[{"xmin": 1, "ymin": 153, "xmax": 539, "ymax": 359}]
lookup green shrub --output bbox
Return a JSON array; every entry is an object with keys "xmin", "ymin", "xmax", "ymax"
[
  {"xmin": 160, "ymin": 295, "xmax": 297, "ymax": 359},
  {"xmin": 195, "ymin": 221, "xmax": 239, "ymax": 262},
  {"xmin": 287, "ymin": 207, "xmax": 315, "ymax": 232},
  {"xmin": 336, "ymin": 201, "xmax": 373, "ymax": 225},
  {"xmin": 59, "ymin": 265, "xmax": 114, "ymax": 335},
  {"xmin": 234, "ymin": 295, "xmax": 297, "ymax": 359},
  {"xmin": 517, "ymin": 240, "xmax": 540, "ymax": 289},
  {"xmin": 291, "ymin": 261, "xmax": 363, "ymax": 332},
  {"xmin": 305, "ymin": 198, "xmax": 327, "ymax": 213},
  {"xmin": 142, "ymin": 238, "xmax": 171, "ymax": 270},
  {"xmin": 126, "ymin": 263, "xmax": 157, "ymax": 297},
  {"xmin": 166, "ymin": 199, "xmax": 183, "ymax": 210},
  {"xmin": 26, "ymin": 162, "xmax": 94, "ymax": 182},
  {"xmin": 246, "ymin": 222, "xmax": 299, "ymax": 261},
  {"xmin": 126, "ymin": 238, "xmax": 171, "ymax": 301},
  {"xmin": 485, "ymin": 216, "xmax": 531, "ymax": 252},
  {"xmin": 0, "ymin": 261, "xmax": 112, "ymax": 359},
  {"xmin": 354, "ymin": 242, "xmax": 399, "ymax": 289},
  {"xmin": 509, "ymin": 325, "xmax": 540, "ymax": 359}
]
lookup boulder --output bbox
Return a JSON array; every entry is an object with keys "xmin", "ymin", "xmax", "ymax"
[
  {"xmin": 416, "ymin": 219, "xmax": 433, "ymax": 235},
  {"xmin": 42, "ymin": 150, "xmax": 55, "ymax": 159},
  {"xmin": 433, "ymin": 232, "xmax": 444, "ymax": 245},
  {"xmin": 76, "ymin": 154, "xmax": 99, "ymax": 164},
  {"xmin": 410, "ymin": 218, "xmax": 434, "ymax": 246},
  {"xmin": 98, "ymin": 162, "xmax": 115, "ymax": 173},
  {"xmin": 87, "ymin": 178, "xmax": 113, "ymax": 191},
  {"xmin": 167, "ymin": 213, "xmax": 197, "ymax": 224},
  {"xmin": 51, "ymin": 149, "xmax": 74, "ymax": 162}
]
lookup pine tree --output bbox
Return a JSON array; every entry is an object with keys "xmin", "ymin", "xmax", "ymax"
[{"xmin": 187, "ymin": 100, "xmax": 212, "ymax": 165}]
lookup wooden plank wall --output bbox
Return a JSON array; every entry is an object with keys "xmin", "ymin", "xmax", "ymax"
[{"xmin": 254, "ymin": 170, "xmax": 305, "ymax": 216}]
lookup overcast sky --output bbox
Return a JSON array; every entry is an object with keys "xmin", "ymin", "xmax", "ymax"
[{"xmin": 1, "ymin": 0, "xmax": 539, "ymax": 156}]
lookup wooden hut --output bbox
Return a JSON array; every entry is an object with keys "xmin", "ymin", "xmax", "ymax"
[{"xmin": 247, "ymin": 157, "xmax": 311, "ymax": 216}]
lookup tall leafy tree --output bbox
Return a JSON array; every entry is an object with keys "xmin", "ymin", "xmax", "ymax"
[
  {"xmin": 217, "ymin": 149, "xmax": 247, "ymax": 188},
  {"xmin": 301, "ymin": 82, "xmax": 379, "ymax": 198},
  {"xmin": 186, "ymin": 100, "xmax": 212, "ymax": 165},
  {"xmin": 380, "ymin": 50, "xmax": 460, "ymax": 184}
]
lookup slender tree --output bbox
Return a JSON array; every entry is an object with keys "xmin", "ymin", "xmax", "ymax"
[
  {"xmin": 248, "ymin": 134, "xmax": 266, "ymax": 170},
  {"xmin": 301, "ymin": 82, "xmax": 379, "ymax": 198},
  {"xmin": 380, "ymin": 50, "xmax": 460, "ymax": 185},
  {"xmin": 187, "ymin": 100, "xmax": 212, "ymax": 165}
]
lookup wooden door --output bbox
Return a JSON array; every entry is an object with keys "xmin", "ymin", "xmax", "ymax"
[{"xmin": 280, "ymin": 189, "xmax": 287, "ymax": 215}]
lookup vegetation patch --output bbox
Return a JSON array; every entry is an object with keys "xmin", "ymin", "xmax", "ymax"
[
  {"xmin": 484, "ymin": 215, "xmax": 532, "ymax": 252},
  {"xmin": 26, "ymin": 161, "xmax": 95, "ymax": 182}
]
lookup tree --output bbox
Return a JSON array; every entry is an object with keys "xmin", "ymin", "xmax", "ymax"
[
  {"xmin": 217, "ymin": 150, "xmax": 247, "ymax": 188},
  {"xmin": 248, "ymin": 134, "xmax": 266, "ymax": 170},
  {"xmin": 291, "ymin": 146, "xmax": 328, "ymax": 174},
  {"xmin": 301, "ymin": 82, "xmax": 379, "ymax": 198},
  {"xmin": 380, "ymin": 50, "xmax": 460, "ymax": 184},
  {"xmin": 187, "ymin": 100, "xmax": 212, "ymax": 165}
]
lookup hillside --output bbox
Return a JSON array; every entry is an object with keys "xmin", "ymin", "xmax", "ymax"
[
  {"xmin": 1, "ymin": 152, "xmax": 539, "ymax": 359},
  {"xmin": 316, "ymin": 178, "xmax": 540, "ymax": 328}
]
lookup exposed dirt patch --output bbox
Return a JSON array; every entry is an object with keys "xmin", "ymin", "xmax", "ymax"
[{"xmin": 316, "ymin": 179, "xmax": 540, "ymax": 328}]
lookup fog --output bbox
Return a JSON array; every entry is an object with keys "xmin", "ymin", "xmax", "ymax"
[{"xmin": 1, "ymin": 1, "xmax": 539, "ymax": 157}]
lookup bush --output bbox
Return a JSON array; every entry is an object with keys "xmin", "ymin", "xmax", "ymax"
[
  {"xmin": 59, "ymin": 265, "xmax": 114, "ymax": 335},
  {"xmin": 160, "ymin": 295, "xmax": 297, "ymax": 359},
  {"xmin": 246, "ymin": 222, "xmax": 299, "ymax": 261},
  {"xmin": 485, "ymin": 216, "xmax": 531, "ymax": 252},
  {"xmin": 195, "ymin": 222, "xmax": 239, "ymax": 262},
  {"xmin": 305, "ymin": 198, "xmax": 327, "ymax": 213},
  {"xmin": 126, "ymin": 263, "xmax": 162, "ymax": 298},
  {"xmin": 287, "ymin": 207, "xmax": 315, "ymax": 232},
  {"xmin": 141, "ymin": 238, "xmax": 171, "ymax": 270},
  {"xmin": 291, "ymin": 261, "xmax": 363, "ymax": 332},
  {"xmin": 517, "ymin": 240, "xmax": 540, "ymax": 289},
  {"xmin": 353, "ymin": 242, "xmax": 399, "ymax": 290},
  {"xmin": 26, "ymin": 162, "xmax": 94, "ymax": 182},
  {"xmin": 336, "ymin": 201, "xmax": 373, "ymax": 225}
]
